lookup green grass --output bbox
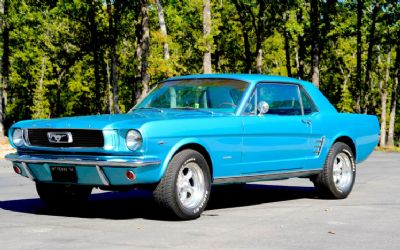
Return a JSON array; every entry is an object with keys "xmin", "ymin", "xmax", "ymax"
[{"xmin": 375, "ymin": 146, "xmax": 400, "ymax": 153}]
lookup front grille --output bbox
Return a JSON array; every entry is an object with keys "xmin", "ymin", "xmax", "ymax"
[{"xmin": 27, "ymin": 129, "xmax": 104, "ymax": 148}]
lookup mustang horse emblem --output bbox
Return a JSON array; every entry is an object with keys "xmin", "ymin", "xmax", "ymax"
[{"xmin": 47, "ymin": 132, "xmax": 72, "ymax": 143}]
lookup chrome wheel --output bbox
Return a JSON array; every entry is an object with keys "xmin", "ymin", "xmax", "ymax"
[
  {"xmin": 176, "ymin": 162, "xmax": 206, "ymax": 209},
  {"xmin": 154, "ymin": 149, "xmax": 211, "ymax": 219},
  {"xmin": 332, "ymin": 152, "xmax": 353, "ymax": 192}
]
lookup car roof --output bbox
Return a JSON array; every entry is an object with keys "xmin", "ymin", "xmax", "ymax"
[
  {"xmin": 167, "ymin": 74, "xmax": 313, "ymax": 87},
  {"xmin": 166, "ymin": 74, "xmax": 337, "ymax": 114}
]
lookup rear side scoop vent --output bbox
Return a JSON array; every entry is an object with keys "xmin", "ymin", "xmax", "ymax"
[{"xmin": 314, "ymin": 136, "xmax": 325, "ymax": 155}]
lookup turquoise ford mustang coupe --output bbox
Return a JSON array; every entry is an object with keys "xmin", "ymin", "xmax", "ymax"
[{"xmin": 6, "ymin": 74, "xmax": 379, "ymax": 219}]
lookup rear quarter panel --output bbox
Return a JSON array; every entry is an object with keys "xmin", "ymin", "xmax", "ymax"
[{"xmin": 314, "ymin": 113, "xmax": 379, "ymax": 164}]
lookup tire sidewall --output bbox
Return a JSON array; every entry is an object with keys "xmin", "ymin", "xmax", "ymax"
[
  {"xmin": 172, "ymin": 151, "xmax": 211, "ymax": 218},
  {"xmin": 326, "ymin": 143, "xmax": 356, "ymax": 198}
]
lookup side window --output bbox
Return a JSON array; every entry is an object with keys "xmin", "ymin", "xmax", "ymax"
[
  {"xmin": 244, "ymin": 83, "xmax": 302, "ymax": 116},
  {"xmin": 300, "ymin": 87, "xmax": 318, "ymax": 115},
  {"xmin": 258, "ymin": 83, "xmax": 302, "ymax": 116}
]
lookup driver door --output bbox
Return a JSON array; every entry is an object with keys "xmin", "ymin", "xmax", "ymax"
[{"xmin": 241, "ymin": 83, "xmax": 315, "ymax": 175}]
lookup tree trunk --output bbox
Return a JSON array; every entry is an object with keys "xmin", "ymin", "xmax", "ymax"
[
  {"xmin": 106, "ymin": 0, "xmax": 120, "ymax": 114},
  {"xmin": 296, "ymin": 8, "xmax": 305, "ymax": 80},
  {"xmin": 136, "ymin": 0, "xmax": 151, "ymax": 102},
  {"xmin": 310, "ymin": 0, "xmax": 320, "ymax": 87},
  {"xmin": 355, "ymin": 0, "xmax": 363, "ymax": 113},
  {"xmin": 256, "ymin": 49, "xmax": 262, "ymax": 74},
  {"xmin": 254, "ymin": 0, "xmax": 266, "ymax": 74},
  {"xmin": 243, "ymin": 29, "xmax": 251, "ymax": 73},
  {"xmin": 363, "ymin": 2, "xmax": 380, "ymax": 114},
  {"xmin": 379, "ymin": 81, "xmax": 387, "ymax": 146},
  {"xmin": 379, "ymin": 49, "xmax": 390, "ymax": 147},
  {"xmin": 89, "ymin": 2, "xmax": 101, "ymax": 113},
  {"xmin": 203, "ymin": 0, "xmax": 212, "ymax": 74},
  {"xmin": 106, "ymin": 60, "xmax": 112, "ymax": 114},
  {"xmin": 156, "ymin": 0, "xmax": 169, "ymax": 60},
  {"xmin": 284, "ymin": 30, "xmax": 291, "ymax": 77},
  {"xmin": 0, "ymin": 0, "xmax": 9, "ymax": 138},
  {"xmin": 55, "ymin": 69, "xmax": 66, "ymax": 117},
  {"xmin": 387, "ymin": 45, "xmax": 400, "ymax": 147},
  {"xmin": 232, "ymin": 0, "xmax": 251, "ymax": 73}
]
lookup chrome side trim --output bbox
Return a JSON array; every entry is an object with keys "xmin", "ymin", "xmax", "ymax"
[
  {"xmin": 213, "ymin": 169, "xmax": 321, "ymax": 184},
  {"xmin": 20, "ymin": 162, "xmax": 35, "ymax": 180},
  {"xmin": 5, "ymin": 153, "xmax": 161, "ymax": 168},
  {"xmin": 96, "ymin": 165, "xmax": 110, "ymax": 186},
  {"xmin": 314, "ymin": 136, "xmax": 325, "ymax": 155}
]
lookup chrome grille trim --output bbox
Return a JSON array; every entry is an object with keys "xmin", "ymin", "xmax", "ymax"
[{"xmin": 27, "ymin": 129, "xmax": 104, "ymax": 148}]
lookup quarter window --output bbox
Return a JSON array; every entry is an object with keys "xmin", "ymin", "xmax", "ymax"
[{"xmin": 300, "ymin": 87, "xmax": 318, "ymax": 115}]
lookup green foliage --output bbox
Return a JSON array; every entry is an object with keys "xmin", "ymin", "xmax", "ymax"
[{"xmin": 0, "ymin": 0, "xmax": 399, "ymax": 144}]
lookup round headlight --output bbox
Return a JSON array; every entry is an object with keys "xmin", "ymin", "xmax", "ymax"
[
  {"xmin": 12, "ymin": 128, "xmax": 24, "ymax": 147},
  {"xmin": 126, "ymin": 130, "xmax": 142, "ymax": 151}
]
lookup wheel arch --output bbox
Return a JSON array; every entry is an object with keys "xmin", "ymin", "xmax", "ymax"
[
  {"xmin": 333, "ymin": 135, "xmax": 357, "ymax": 160},
  {"xmin": 160, "ymin": 138, "xmax": 214, "ymax": 179}
]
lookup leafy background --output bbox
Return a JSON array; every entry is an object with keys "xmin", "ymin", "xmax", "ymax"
[{"xmin": 0, "ymin": 0, "xmax": 399, "ymax": 147}]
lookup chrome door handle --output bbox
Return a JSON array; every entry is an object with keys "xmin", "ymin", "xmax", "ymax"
[{"xmin": 301, "ymin": 119, "xmax": 312, "ymax": 127}]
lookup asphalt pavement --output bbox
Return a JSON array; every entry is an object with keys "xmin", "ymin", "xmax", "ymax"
[{"xmin": 1, "ymin": 151, "xmax": 399, "ymax": 250}]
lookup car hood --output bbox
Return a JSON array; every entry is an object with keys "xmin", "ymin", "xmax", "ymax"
[{"xmin": 13, "ymin": 111, "xmax": 228, "ymax": 130}]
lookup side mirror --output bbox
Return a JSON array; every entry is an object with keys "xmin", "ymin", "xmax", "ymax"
[{"xmin": 258, "ymin": 101, "xmax": 269, "ymax": 115}]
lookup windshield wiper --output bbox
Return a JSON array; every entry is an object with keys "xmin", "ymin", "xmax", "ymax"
[
  {"xmin": 172, "ymin": 107, "xmax": 214, "ymax": 114},
  {"xmin": 133, "ymin": 107, "xmax": 164, "ymax": 113}
]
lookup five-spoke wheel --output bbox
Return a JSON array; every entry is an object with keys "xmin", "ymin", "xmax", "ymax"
[
  {"xmin": 177, "ymin": 162, "xmax": 206, "ymax": 210},
  {"xmin": 311, "ymin": 142, "xmax": 356, "ymax": 199},
  {"xmin": 154, "ymin": 149, "xmax": 211, "ymax": 220}
]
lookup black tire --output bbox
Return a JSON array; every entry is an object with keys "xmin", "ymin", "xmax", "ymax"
[
  {"xmin": 36, "ymin": 182, "xmax": 92, "ymax": 207},
  {"xmin": 311, "ymin": 142, "xmax": 356, "ymax": 199},
  {"xmin": 153, "ymin": 149, "xmax": 211, "ymax": 220}
]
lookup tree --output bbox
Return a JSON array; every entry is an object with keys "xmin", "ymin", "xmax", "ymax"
[
  {"xmin": 387, "ymin": 41, "xmax": 400, "ymax": 147},
  {"xmin": 356, "ymin": 0, "xmax": 363, "ymax": 113},
  {"xmin": 0, "ymin": 0, "xmax": 9, "ymax": 139},
  {"xmin": 0, "ymin": 0, "xmax": 398, "ymax": 146},
  {"xmin": 156, "ymin": 0, "xmax": 169, "ymax": 60},
  {"xmin": 231, "ymin": 0, "xmax": 269, "ymax": 73},
  {"xmin": 88, "ymin": 1, "xmax": 102, "ymax": 113},
  {"xmin": 363, "ymin": 2, "xmax": 381, "ymax": 114},
  {"xmin": 203, "ymin": 0, "xmax": 211, "ymax": 73},
  {"xmin": 106, "ymin": 0, "xmax": 120, "ymax": 114},
  {"xmin": 378, "ymin": 47, "xmax": 390, "ymax": 146},
  {"xmin": 31, "ymin": 56, "xmax": 51, "ymax": 119},
  {"xmin": 310, "ymin": 0, "xmax": 320, "ymax": 87},
  {"xmin": 296, "ymin": 5, "xmax": 306, "ymax": 80},
  {"xmin": 135, "ymin": 0, "xmax": 150, "ymax": 102}
]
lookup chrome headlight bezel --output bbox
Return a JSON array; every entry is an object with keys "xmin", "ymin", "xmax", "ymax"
[
  {"xmin": 126, "ymin": 129, "xmax": 143, "ymax": 151},
  {"xmin": 12, "ymin": 128, "xmax": 24, "ymax": 147}
]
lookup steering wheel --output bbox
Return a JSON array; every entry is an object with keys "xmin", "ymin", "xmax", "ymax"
[{"xmin": 217, "ymin": 102, "xmax": 237, "ymax": 108}]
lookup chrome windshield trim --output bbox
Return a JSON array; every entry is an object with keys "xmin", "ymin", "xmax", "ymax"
[
  {"xmin": 130, "ymin": 78, "xmax": 251, "ymax": 116},
  {"xmin": 5, "ymin": 153, "xmax": 160, "ymax": 168}
]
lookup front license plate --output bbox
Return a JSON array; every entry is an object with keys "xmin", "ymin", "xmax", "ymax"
[{"xmin": 50, "ymin": 166, "xmax": 77, "ymax": 183}]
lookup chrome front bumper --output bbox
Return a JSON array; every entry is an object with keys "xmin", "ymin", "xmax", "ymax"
[
  {"xmin": 6, "ymin": 153, "xmax": 162, "ymax": 186},
  {"xmin": 5, "ymin": 153, "xmax": 161, "ymax": 168}
]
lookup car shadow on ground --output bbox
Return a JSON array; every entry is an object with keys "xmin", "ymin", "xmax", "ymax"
[{"xmin": 0, "ymin": 184, "xmax": 318, "ymax": 221}]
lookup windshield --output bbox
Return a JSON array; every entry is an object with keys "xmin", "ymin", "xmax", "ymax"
[{"xmin": 132, "ymin": 78, "xmax": 249, "ymax": 113}]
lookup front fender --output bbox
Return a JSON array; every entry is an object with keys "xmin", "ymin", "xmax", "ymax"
[{"xmin": 158, "ymin": 137, "xmax": 213, "ymax": 181}]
